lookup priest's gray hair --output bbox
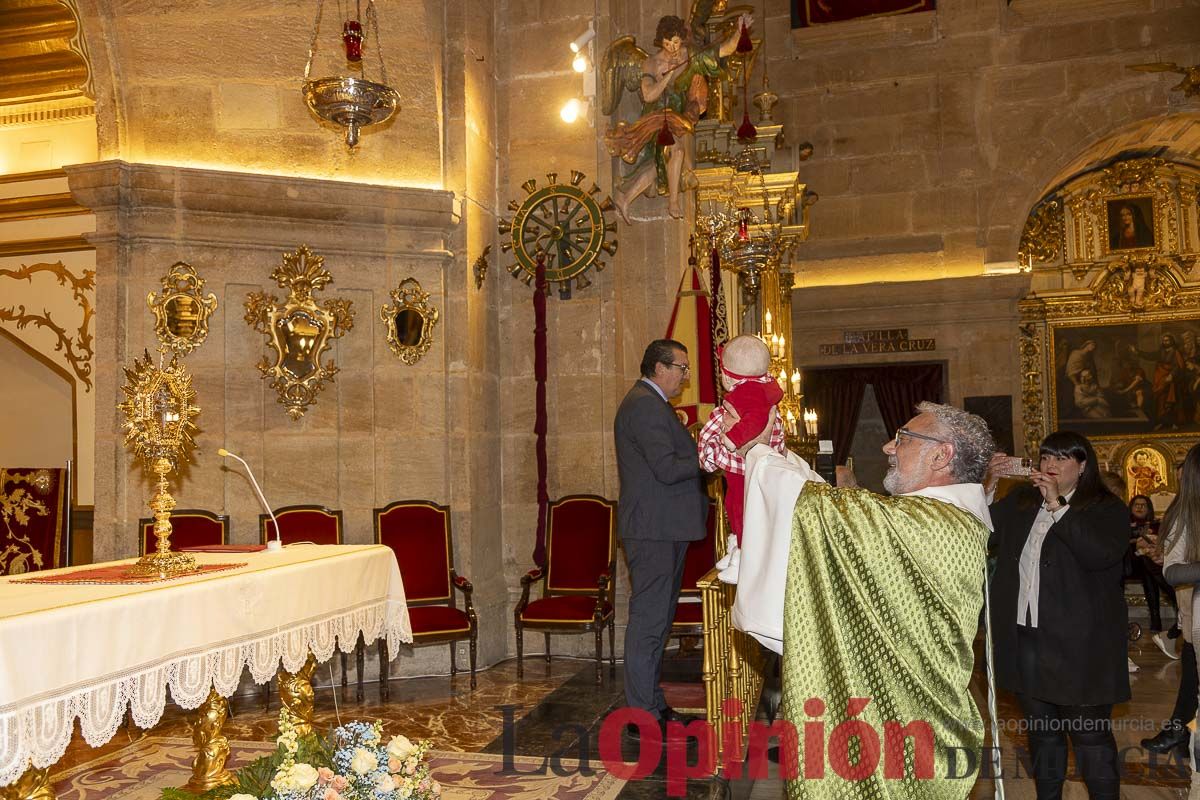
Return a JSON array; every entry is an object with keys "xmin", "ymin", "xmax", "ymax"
[{"xmin": 916, "ymin": 401, "xmax": 995, "ymax": 484}]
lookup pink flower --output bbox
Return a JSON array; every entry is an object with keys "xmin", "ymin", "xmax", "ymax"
[
  {"xmin": 389, "ymin": 757, "xmax": 403, "ymax": 773},
  {"xmin": 317, "ymin": 767, "xmax": 335, "ymax": 785},
  {"xmin": 323, "ymin": 789, "xmax": 342, "ymax": 800},
  {"xmin": 331, "ymin": 775, "xmax": 349, "ymax": 792}
]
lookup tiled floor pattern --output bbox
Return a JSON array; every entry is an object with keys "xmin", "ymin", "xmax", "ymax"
[{"xmin": 44, "ymin": 633, "xmax": 1199, "ymax": 799}]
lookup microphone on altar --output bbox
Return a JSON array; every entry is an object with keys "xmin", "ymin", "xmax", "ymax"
[{"xmin": 218, "ymin": 448, "xmax": 283, "ymax": 552}]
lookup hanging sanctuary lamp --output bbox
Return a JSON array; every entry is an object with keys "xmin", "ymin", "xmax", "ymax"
[{"xmin": 302, "ymin": 0, "xmax": 400, "ymax": 148}]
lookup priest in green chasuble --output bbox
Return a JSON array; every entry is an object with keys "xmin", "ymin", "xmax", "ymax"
[{"xmin": 732, "ymin": 402, "xmax": 998, "ymax": 799}]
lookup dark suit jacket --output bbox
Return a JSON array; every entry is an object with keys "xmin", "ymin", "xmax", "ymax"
[
  {"xmin": 614, "ymin": 380, "xmax": 708, "ymax": 541},
  {"xmin": 988, "ymin": 485, "xmax": 1131, "ymax": 706}
]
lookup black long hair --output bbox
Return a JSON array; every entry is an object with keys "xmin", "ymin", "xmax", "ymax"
[
  {"xmin": 1037, "ymin": 430, "xmax": 1112, "ymax": 509},
  {"xmin": 1129, "ymin": 494, "xmax": 1156, "ymax": 523},
  {"xmin": 1162, "ymin": 443, "xmax": 1200, "ymax": 563}
]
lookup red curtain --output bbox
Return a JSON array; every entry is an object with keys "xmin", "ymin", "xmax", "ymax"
[{"xmin": 804, "ymin": 364, "xmax": 943, "ymax": 464}]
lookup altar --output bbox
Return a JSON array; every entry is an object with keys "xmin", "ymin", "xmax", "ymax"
[{"xmin": 0, "ymin": 544, "xmax": 412, "ymax": 796}]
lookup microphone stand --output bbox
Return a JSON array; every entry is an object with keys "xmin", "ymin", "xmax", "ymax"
[{"xmin": 218, "ymin": 448, "xmax": 282, "ymax": 551}]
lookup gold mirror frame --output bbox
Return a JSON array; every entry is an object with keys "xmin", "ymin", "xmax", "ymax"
[
  {"xmin": 380, "ymin": 277, "xmax": 439, "ymax": 365},
  {"xmin": 148, "ymin": 262, "xmax": 218, "ymax": 356},
  {"xmin": 244, "ymin": 245, "xmax": 355, "ymax": 419}
]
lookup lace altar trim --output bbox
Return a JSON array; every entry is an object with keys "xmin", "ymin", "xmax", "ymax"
[{"xmin": 0, "ymin": 598, "xmax": 411, "ymax": 786}]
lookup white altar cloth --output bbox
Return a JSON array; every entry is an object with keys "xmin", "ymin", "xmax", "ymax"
[{"xmin": 0, "ymin": 544, "xmax": 412, "ymax": 786}]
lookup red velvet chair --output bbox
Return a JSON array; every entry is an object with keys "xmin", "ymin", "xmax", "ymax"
[
  {"xmin": 259, "ymin": 505, "xmax": 343, "ymax": 545},
  {"xmin": 139, "ymin": 509, "xmax": 229, "ymax": 555},
  {"xmin": 671, "ymin": 499, "xmax": 721, "ymax": 641},
  {"xmin": 0, "ymin": 465, "xmax": 71, "ymax": 574},
  {"xmin": 373, "ymin": 500, "xmax": 477, "ymax": 697},
  {"xmin": 258, "ymin": 504, "xmax": 345, "ymax": 701},
  {"xmin": 515, "ymin": 495, "xmax": 616, "ymax": 684}
]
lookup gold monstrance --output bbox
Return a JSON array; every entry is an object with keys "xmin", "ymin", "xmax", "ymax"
[{"xmin": 119, "ymin": 350, "xmax": 201, "ymax": 578}]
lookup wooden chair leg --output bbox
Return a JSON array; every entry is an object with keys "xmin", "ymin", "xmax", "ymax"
[
  {"xmin": 544, "ymin": 632, "xmax": 551, "ymax": 664},
  {"xmin": 516, "ymin": 622, "xmax": 524, "ymax": 679},
  {"xmin": 608, "ymin": 619, "xmax": 616, "ymax": 676},
  {"xmin": 355, "ymin": 634, "xmax": 365, "ymax": 703},
  {"xmin": 450, "ymin": 641, "xmax": 458, "ymax": 677},
  {"xmin": 594, "ymin": 626, "xmax": 603, "ymax": 685},
  {"xmin": 340, "ymin": 650, "xmax": 348, "ymax": 691},
  {"xmin": 377, "ymin": 638, "xmax": 390, "ymax": 701},
  {"xmin": 469, "ymin": 631, "xmax": 478, "ymax": 689},
  {"xmin": 261, "ymin": 680, "xmax": 270, "ymax": 712}
]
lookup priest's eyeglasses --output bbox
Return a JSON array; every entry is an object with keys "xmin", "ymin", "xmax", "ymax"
[{"xmin": 893, "ymin": 428, "xmax": 945, "ymax": 447}]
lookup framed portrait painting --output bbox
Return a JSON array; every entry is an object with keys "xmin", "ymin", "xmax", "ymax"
[
  {"xmin": 1051, "ymin": 319, "xmax": 1200, "ymax": 438},
  {"xmin": 1104, "ymin": 195, "xmax": 1156, "ymax": 254}
]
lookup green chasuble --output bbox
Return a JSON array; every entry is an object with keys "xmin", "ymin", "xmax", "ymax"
[{"xmin": 781, "ymin": 482, "xmax": 987, "ymax": 799}]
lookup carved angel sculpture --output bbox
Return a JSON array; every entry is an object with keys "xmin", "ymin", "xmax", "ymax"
[
  {"xmin": 1127, "ymin": 62, "xmax": 1200, "ymax": 98},
  {"xmin": 601, "ymin": 11, "xmax": 752, "ymax": 223}
]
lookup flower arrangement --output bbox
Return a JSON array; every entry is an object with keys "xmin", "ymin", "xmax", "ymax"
[{"xmin": 162, "ymin": 709, "xmax": 441, "ymax": 800}]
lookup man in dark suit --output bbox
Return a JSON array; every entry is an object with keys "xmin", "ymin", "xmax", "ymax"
[{"xmin": 614, "ymin": 339, "xmax": 709, "ymax": 737}]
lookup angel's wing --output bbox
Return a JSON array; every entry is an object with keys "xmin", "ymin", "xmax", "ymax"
[
  {"xmin": 687, "ymin": 0, "xmax": 720, "ymax": 44},
  {"xmin": 600, "ymin": 36, "xmax": 649, "ymax": 117},
  {"xmin": 1127, "ymin": 62, "xmax": 1186, "ymax": 75}
]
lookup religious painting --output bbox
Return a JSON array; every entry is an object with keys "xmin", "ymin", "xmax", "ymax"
[
  {"xmin": 1050, "ymin": 319, "xmax": 1200, "ymax": 437},
  {"xmin": 1104, "ymin": 195, "xmax": 1156, "ymax": 253},
  {"xmin": 1123, "ymin": 444, "xmax": 1171, "ymax": 502},
  {"xmin": 791, "ymin": 0, "xmax": 934, "ymax": 28}
]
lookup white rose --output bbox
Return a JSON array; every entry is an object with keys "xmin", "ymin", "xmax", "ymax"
[
  {"xmin": 374, "ymin": 773, "xmax": 397, "ymax": 793},
  {"xmin": 387, "ymin": 734, "xmax": 416, "ymax": 760},
  {"xmin": 229, "ymin": 795, "xmax": 258, "ymax": 800},
  {"xmin": 290, "ymin": 763, "xmax": 319, "ymax": 791},
  {"xmin": 350, "ymin": 747, "xmax": 379, "ymax": 775}
]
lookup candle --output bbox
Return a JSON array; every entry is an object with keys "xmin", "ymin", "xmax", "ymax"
[
  {"xmin": 764, "ymin": 309, "xmax": 773, "ymax": 335},
  {"xmin": 786, "ymin": 409, "xmax": 797, "ymax": 437},
  {"xmin": 790, "ymin": 369, "xmax": 801, "ymax": 396},
  {"xmin": 803, "ymin": 409, "xmax": 818, "ymax": 437}
]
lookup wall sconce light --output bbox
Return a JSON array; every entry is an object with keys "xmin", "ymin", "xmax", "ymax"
[
  {"xmin": 572, "ymin": 51, "xmax": 589, "ymax": 73},
  {"xmin": 569, "ymin": 23, "xmax": 596, "ymax": 54},
  {"xmin": 560, "ymin": 98, "xmax": 589, "ymax": 124}
]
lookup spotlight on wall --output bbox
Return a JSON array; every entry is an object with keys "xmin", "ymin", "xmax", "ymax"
[
  {"xmin": 560, "ymin": 98, "xmax": 588, "ymax": 124},
  {"xmin": 572, "ymin": 51, "xmax": 589, "ymax": 73},
  {"xmin": 569, "ymin": 23, "xmax": 596, "ymax": 54}
]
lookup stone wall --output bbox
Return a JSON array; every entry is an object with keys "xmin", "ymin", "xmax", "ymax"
[
  {"xmin": 762, "ymin": 0, "xmax": 1199, "ymax": 281},
  {"xmin": 77, "ymin": 0, "xmax": 445, "ymax": 186},
  {"xmin": 791, "ymin": 273, "xmax": 1030, "ymax": 445}
]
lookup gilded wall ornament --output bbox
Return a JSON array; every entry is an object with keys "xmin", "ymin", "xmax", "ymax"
[
  {"xmin": 1092, "ymin": 258, "xmax": 1180, "ymax": 314},
  {"xmin": 380, "ymin": 277, "xmax": 439, "ymax": 365},
  {"xmin": 1017, "ymin": 322, "xmax": 1045, "ymax": 459},
  {"xmin": 1127, "ymin": 62, "xmax": 1200, "ymax": 98},
  {"xmin": 244, "ymin": 246, "xmax": 355, "ymax": 420},
  {"xmin": 1018, "ymin": 199, "xmax": 1064, "ymax": 268},
  {"xmin": 147, "ymin": 262, "xmax": 218, "ymax": 356},
  {"xmin": 0, "ymin": 261, "xmax": 94, "ymax": 390},
  {"xmin": 472, "ymin": 245, "xmax": 492, "ymax": 290}
]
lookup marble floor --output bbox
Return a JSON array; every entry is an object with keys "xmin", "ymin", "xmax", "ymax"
[{"xmin": 47, "ymin": 633, "xmax": 1198, "ymax": 799}]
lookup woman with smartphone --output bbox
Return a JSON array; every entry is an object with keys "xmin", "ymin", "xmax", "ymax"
[
  {"xmin": 1161, "ymin": 445, "xmax": 1200, "ymax": 773},
  {"xmin": 1129, "ymin": 493, "xmax": 1181, "ymax": 658},
  {"xmin": 987, "ymin": 431, "xmax": 1129, "ymax": 800}
]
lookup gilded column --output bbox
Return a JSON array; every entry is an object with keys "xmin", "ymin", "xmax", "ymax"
[
  {"xmin": 185, "ymin": 687, "xmax": 235, "ymax": 792},
  {"xmin": 0, "ymin": 766, "xmax": 53, "ymax": 800},
  {"xmin": 277, "ymin": 653, "xmax": 318, "ymax": 737}
]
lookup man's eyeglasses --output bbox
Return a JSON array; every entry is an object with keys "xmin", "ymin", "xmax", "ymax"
[
  {"xmin": 893, "ymin": 427, "xmax": 945, "ymax": 447},
  {"xmin": 665, "ymin": 362, "xmax": 691, "ymax": 375}
]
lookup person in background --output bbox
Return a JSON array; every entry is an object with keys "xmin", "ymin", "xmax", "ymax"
[
  {"xmin": 1100, "ymin": 470, "xmax": 1142, "ymax": 674},
  {"xmin": 1129, "ymin": 493, "xmax": 1180, "ymax": 658},
  {"xmin": 1141, "ymin": 489, "xmax": 1197, "ymax": 757},
  {"xmin": 987, "ymin": 431, "xmax": 1129, "ymax": 800}
]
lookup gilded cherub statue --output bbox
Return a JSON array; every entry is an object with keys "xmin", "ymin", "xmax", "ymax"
[{"xmin": 601, "ymin": 7, "xmax": 753, "ymax": 223}]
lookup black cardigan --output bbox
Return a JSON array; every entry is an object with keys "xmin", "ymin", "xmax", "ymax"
[{"xmin": 988, "ymin": 485, "xmax": 1131, "ymax": 706}]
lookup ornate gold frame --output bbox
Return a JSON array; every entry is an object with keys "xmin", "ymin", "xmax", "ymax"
[
  {"xmin": 148, "ymin": 262, "xmax": 218, "ymax": 356},
  {"xmin": 1019, "ymin": 157, "xmax": 1200, "ymax": 465},
  {"xmin": 380, "ymin": 277, "xmax": 438, "ymax": 365},
  {"xmin": 244, "ymin": 246, "xmax": 355, "ymax": 419}
]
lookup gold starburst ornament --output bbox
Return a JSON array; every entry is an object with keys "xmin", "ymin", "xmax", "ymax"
[{"xmin": 118, "ymin": 350, "xmax": 201, "ymax": 578}]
